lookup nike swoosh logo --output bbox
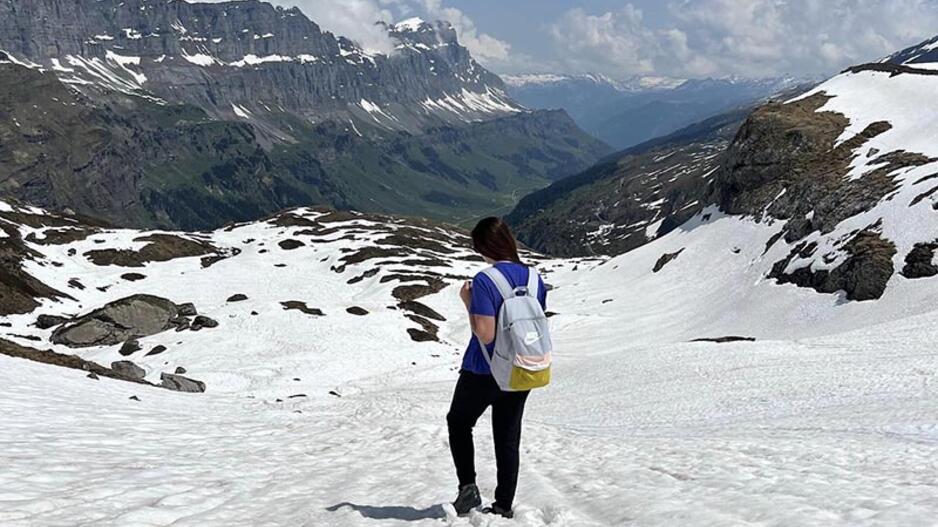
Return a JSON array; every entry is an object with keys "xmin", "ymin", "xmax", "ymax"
[{"xmin": 523, "ymin": 333, "xmax": 543, "ymax": 345}]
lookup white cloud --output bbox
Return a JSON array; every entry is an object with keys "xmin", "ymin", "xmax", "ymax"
[
  {"xmin": 547, "ymin": 0, "xmax": 938, "ymax": 79},
  {"xmin": 276, "ymin": 0, "xmax": 396, "ymax": 54},
  {"xmin": 417, "ymin": 0, "xmax": 511, "ymax": 63}
]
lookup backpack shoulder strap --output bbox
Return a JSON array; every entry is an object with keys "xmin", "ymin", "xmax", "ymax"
[
  {"xmin": 481, "ymin": 267, "xmax": 514, "ymax": 301},
  {"xmin": 526, "ymin": 267, "xmax": 539, "ymax": 298}
]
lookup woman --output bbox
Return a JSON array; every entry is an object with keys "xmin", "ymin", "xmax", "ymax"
[{"xmin": 448, "ymin": 217, "xmax": 547, "ymax": 519}]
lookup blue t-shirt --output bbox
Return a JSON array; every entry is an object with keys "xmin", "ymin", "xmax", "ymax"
[{"xmin": 461, "ymin": 262, "xmax": 548, "ymax": 375}]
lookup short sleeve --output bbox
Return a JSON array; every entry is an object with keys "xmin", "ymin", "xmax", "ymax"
[
  {"xmin": 469, "ymin": 273, "xmax": 498, "ymax": 317},
  {"xmin": 537, "ymin": 275, "xmax": 548, "ymax": 310}
]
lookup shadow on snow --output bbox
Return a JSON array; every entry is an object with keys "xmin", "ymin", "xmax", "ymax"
[{"xmin": 326, "ymin": 502, "xmax": 447, "ymax": 522}]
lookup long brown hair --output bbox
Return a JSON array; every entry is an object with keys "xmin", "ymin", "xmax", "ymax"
[{"xmin": 471, "ymin": 217, "xmax": 522, "ymax": 263}]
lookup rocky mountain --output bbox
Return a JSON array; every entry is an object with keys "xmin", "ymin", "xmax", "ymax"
[
  {"xmin": 0, "ymin": 0, "xmax": 608, "ymax": 229},
  {"xmin": 505, "ymin": 73, "xmax": 808, "ymax": 150},
  {"xmin": 510, "ymin": 35, "xmax": 938, "ymax": 303},
  {"xmin": 507, "ymin": 108, "xmax": 747, "ymax": 257}
]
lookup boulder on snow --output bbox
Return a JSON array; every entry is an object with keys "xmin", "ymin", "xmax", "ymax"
[
  {"xmin": 160, "ymin": 372, "xmax": 206, "ymax": 393},
  {"xmin": 346, "ymin": 306, "xmax": 369, "ymax": 316},
  {"xmin": 119, "ymin": 339, "xmax": 141, "ymax": 356},
  {"xmin": 227, "ymin": 294, "xmax": 248, "ymax": 302},
  {"xmin": 278, "ymin": 239, "xmax": 305, "ymax": 250},
  {"xmin": 177, "ymin": 303, "xmax": 198, "ymax": 317},
  {"xmin": 190, "ymin": 315, "xmax": 218, "ymax": 331},
  {"xmin": 111, "ymin": 360, "xmax": 146, "ymax": 380},
  {"xmin": 52, "ymin": 295, "xmax": 183, "ymax": 348},
  {"xmin": 146, "ymin": 345, "xmax": 167, "ymax": 356},
  {"xmin": 35, "ymin": 314, "xmax": 69, "ymax": 329}
]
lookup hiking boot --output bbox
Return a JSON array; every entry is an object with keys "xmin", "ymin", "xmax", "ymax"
[
  {"xmin": 482, "ymin": 503, "xmax": 514, "ymax": 519},
  {"xmin": 452, "ymin": 483, "xmax": 482, "ymax": 516}
]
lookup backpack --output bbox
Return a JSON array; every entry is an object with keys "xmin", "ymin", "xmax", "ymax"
[{"xmin": 480, "ymin": 266, "xmax": 552, "ymax": 392}]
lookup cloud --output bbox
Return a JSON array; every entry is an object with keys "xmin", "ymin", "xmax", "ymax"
[
  {"xmin": 416, "ymin": 0, "xmax": 511, "ymax": 63},
  {"xmin": 546, "ymin": 0, "xmax": 938, "ymax": 79},
  {"xmin": 274, "ymin": 0, "xmax": 397, "ymax": 54}
]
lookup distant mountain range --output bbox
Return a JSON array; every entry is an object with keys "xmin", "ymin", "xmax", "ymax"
[
  {"xmin": 504, "ymin": 72, "xmax": 815, "ymax": 150},
  {"xmin": 0, "ymin": 0, "xmax": 608, "ymax": 229}
]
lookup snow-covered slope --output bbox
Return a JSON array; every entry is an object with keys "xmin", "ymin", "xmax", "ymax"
[{"xmin": 2, "ymin": 196, "xmax": 938, "ymax": 525}]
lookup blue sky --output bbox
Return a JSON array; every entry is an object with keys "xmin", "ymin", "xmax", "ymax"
[{"xmin": 275, "ymin": 0, "xmax": 938, "ymax": 80}]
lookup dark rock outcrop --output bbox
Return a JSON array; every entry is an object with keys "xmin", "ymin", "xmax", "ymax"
[
  {"xmin": 85, "ymin": 235, "xmax": 216, "ymax": 267},
  {"xmin": 281, "ymin": 301, "xmax": 325, "ymax": 316},
  {"xmin": 1, "ymin": 338, "xmax": 155, "ymax": 386},
  {"xmin": 769, "ymin": 230, "xmax": 896, "ymax": 301},
  {"xmin": 902, "ymin": 242, "xmax": 938, "ymax": 279},
  {"xmin": 653, "ymin": 249, "xmax": 685, "ymax": 273},
  {"xmin": 346, "ymin": 306, "xmax": 369, "ymax": 316}
]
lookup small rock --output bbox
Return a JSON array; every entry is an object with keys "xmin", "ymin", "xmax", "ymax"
[
  {"xmin": 146, "ymin": 345, "xmax": 167, "ymax": 356},
  {"xmin": 67, "ymin": 278, "xmax": 85, "ymax": 290},
  {"xmin": 177, "ymin": 303, "xmax": 198, "ymax": 316},
  {"xmin": 119, "ymin": 339, "xmax": 141, "ymax": 356},
  {"xmin": 227, "ymin": 294, "xmax": 249, "ymax": 302},
  {"xmin": 121, "ymin": 272, "xmax": 146, "ymax": 282},
  {"xmin": 35, "ymin": 314, "xmax": 69, "ymax": 329},
  {"xmin": 175, "ymin": 366, "xmax": 187, "ymax": 374},
  {"xmin": 250, "ymin": 311, "xmax": 259, "ymax": 316},
  {"xmin": 111, "ymin": 360, "xmax": 146, "ymax": 380},
  {"xmin": 328, "ymin": 390, "xmax": 341, "ymax": 397},
  {"xmin": 288, "ymin": 394, "xmax": 307, "ymax": 399},
  {"xmin": 129, "ymin": 395, "xmax": 140, "ymax": 401},
  {"xmin": 87, "ymin": 373, "xmax": 99, "ymax": 380},
  {"xmin": 160, "ymin": 372, "xmax": 206, "ymax": 393},
  {"xmin": 346, "ymin": 306, "xmax": 369, "ymax": 316}
]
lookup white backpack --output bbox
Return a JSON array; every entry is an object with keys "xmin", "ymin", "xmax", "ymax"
[{"xmin": 480, "ymin": 266, "xmax": 552, "ymax": 392}]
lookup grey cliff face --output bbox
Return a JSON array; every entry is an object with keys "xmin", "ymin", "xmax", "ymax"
[{"xmin": 0, "ymin": 0, "xmax": 520, "ymax": 137}]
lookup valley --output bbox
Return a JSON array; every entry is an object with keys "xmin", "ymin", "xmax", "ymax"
[{"xmin": 2, "ymin": 2, "xmax": 938, "ymax": 526}]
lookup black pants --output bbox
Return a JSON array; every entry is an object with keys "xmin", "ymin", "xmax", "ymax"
[{"xmin": 447, "ymin": 370, "xmax": 530, "ymax": 510}]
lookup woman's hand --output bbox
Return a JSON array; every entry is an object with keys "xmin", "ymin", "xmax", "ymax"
[{"xmin": 459, "ymin": 281, "xmax": 472, "ymax": 308}]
